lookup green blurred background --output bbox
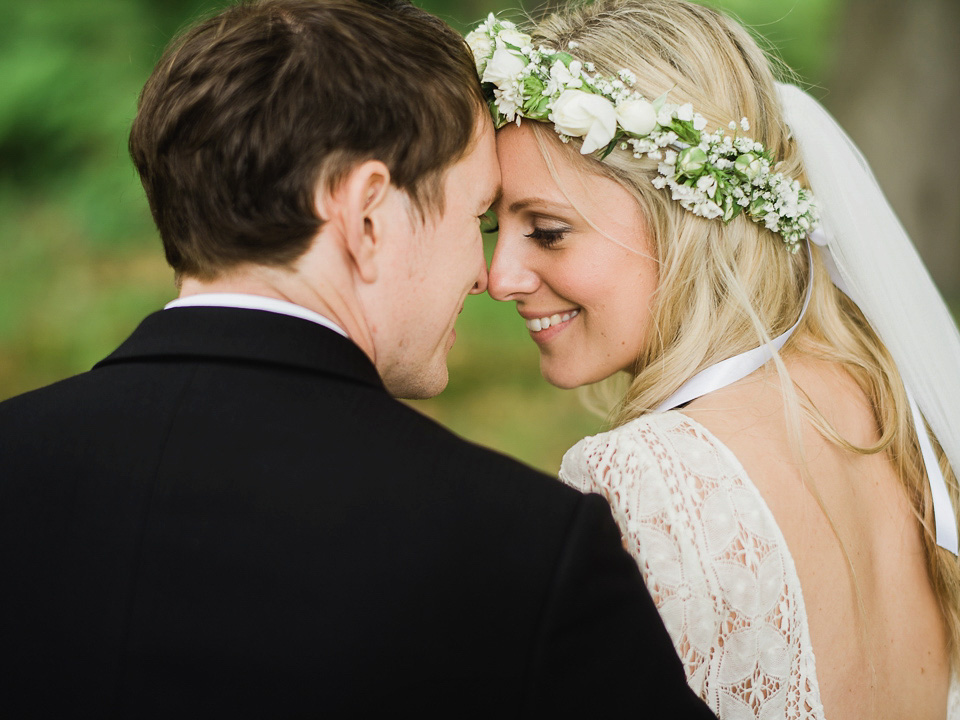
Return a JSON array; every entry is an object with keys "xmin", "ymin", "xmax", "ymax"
[{"xmin": 2, "ymin": 0, "xmax": 957, "ymax": 473}]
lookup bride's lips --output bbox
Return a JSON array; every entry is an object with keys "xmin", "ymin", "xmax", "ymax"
[{"xmin": 520, "ymin": 309, "xmax": 580, "ymax": 344}]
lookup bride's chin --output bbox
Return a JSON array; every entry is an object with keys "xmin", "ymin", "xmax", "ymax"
[
  {"xmin": 540, "ymin": 355, "xmax": 627, "ymax": 390},
  {"xmin": 539, "ymin": 361, "xmax": 589, "ymax": 390}
]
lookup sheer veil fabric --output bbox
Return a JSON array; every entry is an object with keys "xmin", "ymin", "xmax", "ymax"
[{"xmin": 776, "ymin": 83, "xmax": 960, "ymax": 554}]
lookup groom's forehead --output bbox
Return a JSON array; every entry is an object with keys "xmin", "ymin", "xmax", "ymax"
[{"xmin": 462, "ymin": 117, "xmax": 502, "ymax": 211}]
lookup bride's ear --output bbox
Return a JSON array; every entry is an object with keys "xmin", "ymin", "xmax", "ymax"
[{"xmin": 316, "ymin": 160, "xmax": 392, "ymax": 284}]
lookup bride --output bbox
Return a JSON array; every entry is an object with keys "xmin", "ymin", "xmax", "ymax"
[{"xmin": 470, "ymin": 1, "xmax": 960, "ymax": 718}]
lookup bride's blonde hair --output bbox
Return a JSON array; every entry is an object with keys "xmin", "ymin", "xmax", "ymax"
[{"xmin": 527, "ymin": 0, "xmax": 960, "ymax": 663}]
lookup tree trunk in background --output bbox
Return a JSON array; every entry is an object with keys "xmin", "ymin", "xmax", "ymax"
[{"xmin": 826, "ymin": 0, "xmax": 960, "ymax": 299}]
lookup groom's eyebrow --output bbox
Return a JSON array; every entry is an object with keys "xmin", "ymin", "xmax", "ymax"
[{"xmin": 482, "ymin": 187, "xmax": 502, "ymax": 211}]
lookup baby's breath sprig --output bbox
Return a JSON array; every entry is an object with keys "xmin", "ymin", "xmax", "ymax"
[{"xmin": 466, "ymin": 14, "xmax": 819, "ymax": 251}]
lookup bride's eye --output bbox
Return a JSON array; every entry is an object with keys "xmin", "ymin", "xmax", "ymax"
[
  {"xmin": 479, "ymin": 209, "xmax": 499, "ymax": 234},
  {"xmin": 525, "ymin": 226, "xmax": 568, "ymax": 248}
]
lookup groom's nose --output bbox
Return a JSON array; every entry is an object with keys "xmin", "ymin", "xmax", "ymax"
[{"xmin": 469, "ymin": 254, "xmax": 489, "ymax": 295}]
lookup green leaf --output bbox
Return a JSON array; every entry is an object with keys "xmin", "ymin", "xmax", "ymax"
[
  {"xmin": 721, "ymin": 195, "xmax": 740, "ymax": 223},
  {"xmin": 669, "ymin": 120, "xmax": 701, "ymax": 146},
  {"xmin": 598, "ymin": 136, "xmax": 620, "ymax": 160},
  {"xmin": 651, "ymin": 90, "xmax": 670, "ymax": 112},
  {"xmin": 522, "ymin": 75, "xmax": 545, "ymax": 97}
]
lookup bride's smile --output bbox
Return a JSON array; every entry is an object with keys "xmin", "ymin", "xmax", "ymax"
[{"xmin": 523, "ymin": 308, "xmax": 580, "ymax": 333}]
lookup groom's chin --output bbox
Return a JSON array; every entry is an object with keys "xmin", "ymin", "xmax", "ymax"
[{"xmin": 384, "ymin": 364, "xmax": 450, "ymax": 401}]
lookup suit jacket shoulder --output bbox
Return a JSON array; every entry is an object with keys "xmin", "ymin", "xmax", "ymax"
[{"xmin": 0, "ymin": 308, "xmax": 712, "ymax": 718}]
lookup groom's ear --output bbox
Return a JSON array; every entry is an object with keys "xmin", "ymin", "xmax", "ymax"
[{"xmin": 317, "ymin": 160, "xmax": 392, "ymax": 284}]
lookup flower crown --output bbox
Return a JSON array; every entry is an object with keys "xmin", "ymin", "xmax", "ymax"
[{"xmin": 467, "ymin": 14, "xmax": 819, "ymax": 251}]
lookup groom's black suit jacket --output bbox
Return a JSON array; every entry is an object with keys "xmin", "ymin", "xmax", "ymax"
[{"xmin": 0, "ymin": 308, "xmax": 712, "ymax": 718}]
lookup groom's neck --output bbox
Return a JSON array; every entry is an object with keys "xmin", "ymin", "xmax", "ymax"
[{"xmin": 176, "ymin": 263, "xmax": 376, "ymax": 364}]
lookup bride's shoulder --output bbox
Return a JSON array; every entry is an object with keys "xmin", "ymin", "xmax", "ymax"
[
  {"xmin": 565, "ymin": 410, "xmax": 717, "ymax": 456},
  {"xmin": 560, "ymin": 410, "xmax": 724, "ymax": 488}
]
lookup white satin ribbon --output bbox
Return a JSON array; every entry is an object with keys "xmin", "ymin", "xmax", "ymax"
[
  {"xmin": 907, "ymin": 390, "xmax": 959, "ymax": 553},
  {"xmin": 656, "ymin": 235, "xmax": 958, "ymax": 555}
]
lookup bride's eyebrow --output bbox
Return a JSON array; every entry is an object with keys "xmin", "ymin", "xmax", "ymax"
[{"xmin": 506, "ymin": 197, "xmax": 574, "ymax": 214}]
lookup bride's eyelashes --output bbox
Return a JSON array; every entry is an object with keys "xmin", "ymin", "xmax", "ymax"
[{"xmin": 524, "ymin": 225, "xmax": 569, "ymax": 248}]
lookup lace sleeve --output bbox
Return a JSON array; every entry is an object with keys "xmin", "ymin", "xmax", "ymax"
[
  {"xmin": 559, "ymin": 438, "xmax": 632, "ymax": 550},
  {"xmin": 560, "ymin": 414, "xmax": 825, "ymax": 720},
  {"xmin": 557, "ymin": 437, "xmax": 593, "ymax": 494}
]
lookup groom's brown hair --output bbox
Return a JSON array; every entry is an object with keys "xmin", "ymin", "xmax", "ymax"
[{"xmin": 130, "ymin": 0, "xmax": 484, "ymax": 279}]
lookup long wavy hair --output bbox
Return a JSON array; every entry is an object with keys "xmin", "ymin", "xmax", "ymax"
[{"xmin": 525, "ymin": 0, "xmax": 960, "ymax": 663}]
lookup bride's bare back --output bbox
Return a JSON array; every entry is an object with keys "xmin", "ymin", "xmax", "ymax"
[{"xmin": 684, "ymin": 353, "xmax": 950, "ymax": 720}]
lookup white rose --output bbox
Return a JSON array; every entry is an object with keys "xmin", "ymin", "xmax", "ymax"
[
  {"xmin": 465, "ymin": 30, "xmax": 494, "ymax": 71},
  {"xmin": 677, "ymin": 146, "xmax": 707, "ymax": 175},
  {"xmin": 550, "ymin": 89, "xmax": 618, "ymax": 154},
  {"xmin": 734, "ymin": 152, "xmax": 762, "ymax": 180},
  {"xmin": 481, "ymin": 47, "xmax": 527, "ymax": 88},
  {"xmin": 677, "ymin": 103, "xmax": 694, "ymax": 121},
  {"xmin": 498, "ymin": 28, "xmax": 532, "ymax": 50},
  {"xmin": 615, "ymin": 98, "xmax": 657, "ymax": 136}
]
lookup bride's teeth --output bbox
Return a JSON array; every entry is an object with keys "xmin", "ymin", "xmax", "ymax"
[{"xmin": 526, "ymin": 309, "xmax": 579, "ymax": 333}]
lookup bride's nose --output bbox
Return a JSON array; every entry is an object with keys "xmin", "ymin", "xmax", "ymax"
[{"xmin": 488, "ymin": 235, "xmax": 539, "ymax": 301}]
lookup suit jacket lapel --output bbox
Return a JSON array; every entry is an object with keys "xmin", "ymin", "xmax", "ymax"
[{"xmin": 95, "ymin": 307, "xmax": 384, "ymax": 391}]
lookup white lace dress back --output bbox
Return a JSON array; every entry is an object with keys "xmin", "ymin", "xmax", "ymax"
[{"xmin": 559, "ymin": 410, "xmax": 960, "ymax": 720}]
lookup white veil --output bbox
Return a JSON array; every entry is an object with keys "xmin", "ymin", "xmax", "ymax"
[{"xmin": 777, "ymin": 83, "xmax": 960, "ymax": 554}]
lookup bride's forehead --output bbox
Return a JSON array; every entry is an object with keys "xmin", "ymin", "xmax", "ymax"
[
  {"xmin": 497, "ymin": 122, "xmax": 603, "ymax": 176},
  {"xmin": 495, "ymin": 122, "xmax": 542, "ymax": 158},
  {"xmin": 495, "ymin": 125, "xmax": 566, "ymax": 189},
  {"xmin": 495, "ymin": 124, "xmax": 610, "ymax": 203}
]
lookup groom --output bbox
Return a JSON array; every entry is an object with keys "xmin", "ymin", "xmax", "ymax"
[{"xmin": 0, "ymin": 1, "xmax": 712, "ymax": 716}]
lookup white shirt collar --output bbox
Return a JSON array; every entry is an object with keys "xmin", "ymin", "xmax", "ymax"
[{"xmin": 164, "ymin": 293, "xmax": 348, "ymax": 338}]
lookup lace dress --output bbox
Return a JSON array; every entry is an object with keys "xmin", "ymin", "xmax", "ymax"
[{"xmin": 559, "ymin": 411, "xmax": 960, "ymax": 720}]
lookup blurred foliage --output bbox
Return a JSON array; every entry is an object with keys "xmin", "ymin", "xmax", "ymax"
[
  {"xmin": 0, "ymin": 0, "xmax": 857, "ymax": 473},
  {"xmin": 698, "ymin": 0, "xmax": 842, "ymax": 81}
]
